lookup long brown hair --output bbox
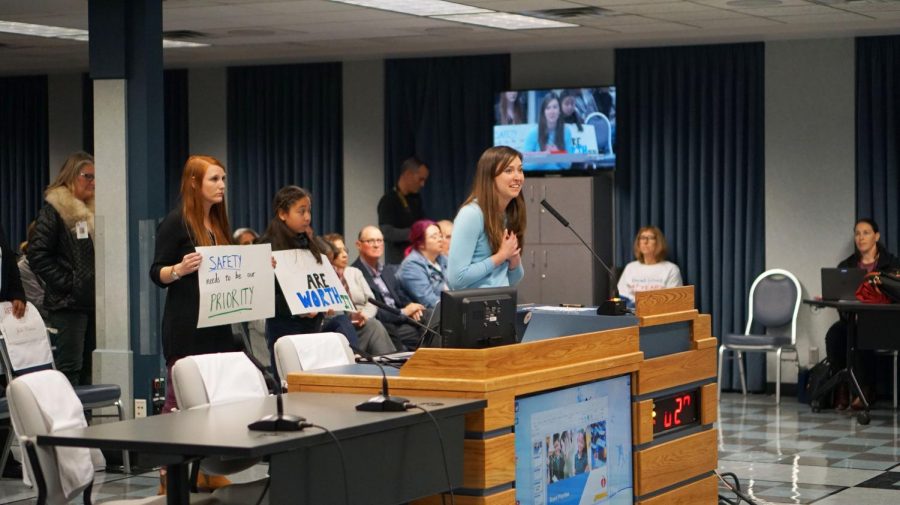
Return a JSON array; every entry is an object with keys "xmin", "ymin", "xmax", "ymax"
[
  {"xmin": 538, "ymin": 92, "xmax": 565, "ymax": 151},
  {"xmin": 263, "ymin": 185, "xmax": 324, "ymax": 263},
  {"xmin": 462, "ymin": 146, "xmax": 526, "ymax": 253},
  {"xmin": 179, "ymin": 155, "xmax": 231, "ymax": 247}
]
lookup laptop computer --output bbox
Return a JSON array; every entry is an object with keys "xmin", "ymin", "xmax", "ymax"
[{"xmin": 821, "ymin": 267, "xmax": 866, "ymax": 301}]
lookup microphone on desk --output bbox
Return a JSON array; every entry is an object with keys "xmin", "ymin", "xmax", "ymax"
[
  {"xmin": 539, "ymin": 199, "xmax": 628, "ymax": 316},
  {"xmin": 245, "ymin": 349, "xmax": 306, "ymax": 432},
  {"xmin": 368, "ymin": 297, "xmax": 443, "ymax": 348},
  {"xmin": 355, "ymin": 356, "xmax": 410, "ymax": 412}
]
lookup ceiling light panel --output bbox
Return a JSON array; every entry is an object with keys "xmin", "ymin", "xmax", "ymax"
[
  {"xmin": 329, "ymin": 0, "xmax": 490, "ymax": 16},
  {"xmin": 432, "ymin": 12, "xmax": 579, "ymax": 29},
  {"xmin": 0, "ymin": 20, "xmax": 209, "ymax": 47}
]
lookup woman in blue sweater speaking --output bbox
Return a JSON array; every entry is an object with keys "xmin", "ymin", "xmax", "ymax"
[{"xmin": 448, "ymin": 146, "xmax": 526, "ymax": 289}]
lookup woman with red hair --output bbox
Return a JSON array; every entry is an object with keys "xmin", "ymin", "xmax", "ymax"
[
  {"xmin": 397, "ymin": 219, "xmax": 448, "ymax": 309},
  {"xmin": 150, "ymin": 156, "xmax": 239, "ymax": 413}
]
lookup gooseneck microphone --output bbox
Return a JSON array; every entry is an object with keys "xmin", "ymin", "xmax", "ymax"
[
  {"xmin": 368, "ymin": 298, "xmax": 443, "ymax": 347},
  {"xmin": 539, "ymin": 199, "xmax": 627, "ymax": 316},
  {"xmin": 245, "ymin": 350, "xmax": 306, "ymax": 431},
  {"xmin": 355, "ymin": 357, "xmax": 410, "ymax": 412}
]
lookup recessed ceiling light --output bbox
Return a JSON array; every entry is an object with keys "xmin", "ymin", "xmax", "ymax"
[
  {"xmin": 329, "ymin": 0, "xmax": 490, "ymax": 16},
  {"xmin": 432, "ymin": 12, "xmax": 579, "ymax": 30},
  {"xmin": 0, "ymin": 20, "xmax": 209, "ymax": 47}
]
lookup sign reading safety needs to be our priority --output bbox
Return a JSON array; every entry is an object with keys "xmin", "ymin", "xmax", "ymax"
[
  {"xmin": 195, "ymin": 244, "xmax": 275, "ymax": 328},
  {"xmin": 272, "ymin": 249, "xmax": 355, "ymax": 315}
]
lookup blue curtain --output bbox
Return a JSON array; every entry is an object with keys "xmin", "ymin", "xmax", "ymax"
[
  {"xmin": 615, "ymin": 43, "xmax": 766, "ymax": 392},
  {"xmin": 164, "ymin": 69, "xmax": 189, "ymax": 208},
  {"xmin": 857, "ymin": 35, "xmax": 900, "ymax": 253},
  {"xmin": 384, "ymin": 54, "xmax": 510, "ymax": 220},
  {"xmin": 228, "ymin": 62, "xmax": 343, "ymax": 236},
  {"xmin": 0, "ymin": 75, "xmax": 49, "ymax": 248}
]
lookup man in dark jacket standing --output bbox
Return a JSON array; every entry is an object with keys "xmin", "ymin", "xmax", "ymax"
[
  {"xmin": 28, "ymin": 152, "xmax": 96, "ymax": 386},
  {"xmin": 377, "ymin": 157, "xmax": 428, "ymax": 264}
]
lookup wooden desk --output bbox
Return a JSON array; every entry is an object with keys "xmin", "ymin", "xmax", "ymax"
[
  {"xmin": 39, "ymin": 392, "xmax": 484, "ymax": 505},
  {"xmin": 288, "ymin": 286, "xmax": 719, "ymax": 504}
]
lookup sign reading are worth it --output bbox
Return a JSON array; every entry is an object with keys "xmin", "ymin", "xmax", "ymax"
[
  {"xmin": 273, "ymin": 249, "xmax": 355, "ymax": 315},
  {"xmin": 195, "ymin": 244, "xmax": 275, "ymax": 328}
]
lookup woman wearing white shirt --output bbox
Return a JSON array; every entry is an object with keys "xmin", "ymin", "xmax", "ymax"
[{"xmin": 617, "ymin": 226, "xmax": 682, "ymax": 302}]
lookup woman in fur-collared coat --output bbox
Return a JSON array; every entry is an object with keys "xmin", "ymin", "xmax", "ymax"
[{"xmin": 28, "ymin": 152, "xmax": 96, "ymax": 386}]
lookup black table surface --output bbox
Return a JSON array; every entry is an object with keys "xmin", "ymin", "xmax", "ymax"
[
  {"xmin": 37, "ymin": 392, "xmax": 485, "ymax": 458},
  {"xmin": 803, "ymin": 299, "xmax": 900, "ymax": 311}
]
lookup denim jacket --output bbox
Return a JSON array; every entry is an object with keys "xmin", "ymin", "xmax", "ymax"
[{"xmin": 396, "ymin": 249, "xmax": 448, "ymax": 308}]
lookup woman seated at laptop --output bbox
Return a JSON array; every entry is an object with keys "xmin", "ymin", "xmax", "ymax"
[
  {"xmin": 617, "ymin": 226, "xmax": 682, "ymax": 305},
  {"xmin": 825, "ymin": 218, "xmax": 900, "ymax": 410}
]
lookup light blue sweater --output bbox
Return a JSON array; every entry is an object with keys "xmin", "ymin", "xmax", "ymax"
[{"xmin": 447, "ymin": 202, "xmax": 524, "ymax": 290}]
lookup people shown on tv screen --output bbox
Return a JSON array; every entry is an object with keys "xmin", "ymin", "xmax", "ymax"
[
  {"xmin": 617, "ymin": 226, "xmax": 683, "ymax": 305},
  {"xmin": 523, "ymin": 92, "xmax": 573, "ymax": 170},
  {"xmin": 496, "ymin": 90, "xmax": 525, "ymax": 125},
  {"xmin": 590, "ymin": 421, "xmax": 608, "ymax": 468},
  {"xmin": 448, "ymin": 146, "xmax": 525, "ymax": 290}
]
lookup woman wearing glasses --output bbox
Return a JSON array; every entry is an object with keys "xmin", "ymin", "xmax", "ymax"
[
  {"xmin": 398, "ymin": 220, "xmax": 448, "ymax": 309},
  {"xmin": 28, "ymin": 151, "xmax": 97, "ymax": 386},
  {"xmin": 616, "ymin": 226, "xmax": 682, "ymax": 303}
]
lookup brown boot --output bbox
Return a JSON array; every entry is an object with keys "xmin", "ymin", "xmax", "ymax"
[
  {"xmin": 834, "ymin": 383, "xmax": 850, "ymax": 410},
  {"xmin": 196, "ymin": 471, "xmax": 231, "ymax": 492}
]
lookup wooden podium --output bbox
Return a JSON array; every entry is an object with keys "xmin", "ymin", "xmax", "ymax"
[{"xmin": 287, "ymin": 286, "xmax": 718, "ymax": 504}]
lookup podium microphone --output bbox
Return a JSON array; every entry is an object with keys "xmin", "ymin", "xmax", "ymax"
[
  {"xmin": 539, "ymin": 199, "xmax": 627, "ymax": 316},
  {"xmin": 368, "ymin": 298, "xmax": 443, "ymax": 347},
  {"xmin": 245, "ymin": 349, "xmax": 306, "ymax": 432}
]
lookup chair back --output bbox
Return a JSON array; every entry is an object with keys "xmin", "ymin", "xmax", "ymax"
[
  {"xmin": 274, "ymin": 332, "xmax": 354, "ymax": 379},
  {"xmin": 0, "ymin": 302, "xmax": 54, "ymax": 377},
  {"xmin": 171, "ymin": 352, "xmax": 268, "ymax": 476},
  {"xmin": 584, "ymin": 112, "xmax": 612, "ymax": 154},
  {"xmin": 7, "ymin": 370, "xmax": 94, "ymax": 503},
  {"xmin": 745, "ymin": 269, "xmax": 802, "ymax": 344},
  {"xmin": 171, "ymin": 352, "xmax": 268, "ymax": 411}
]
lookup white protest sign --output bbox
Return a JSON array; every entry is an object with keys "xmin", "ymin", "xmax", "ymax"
[
  {"xmin": 272, "ymin": 249, "xmax": 355, "ymax": 315},
  {"xmin": 0, "ymin": 302, "xmax": 54, "ymax": 371},
  {"xmin": 195, "ymin": 244, "xmax": 275, "ymax": 328}
]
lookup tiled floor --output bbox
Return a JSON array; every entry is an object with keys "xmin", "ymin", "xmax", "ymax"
[
  {"xmin": 0, "ymin": 393, "xmax": 897, "ymax": 504},
  {"xmin": 717, "ymin": 392, "xmax": 900, "ymax": 504}
]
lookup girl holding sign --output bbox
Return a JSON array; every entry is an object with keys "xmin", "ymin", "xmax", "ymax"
[
  {"xmin": 150, "ymin": 156, "xmax": 239, "ymax": 412},
  {"xmin": 448, "ymin": 146, "xmax": 526, "ymax": 290},
  {"xmin": 258, "ymin": 186, "xmax": 329, "ymax": 381}
]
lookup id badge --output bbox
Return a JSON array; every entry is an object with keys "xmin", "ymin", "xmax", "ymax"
[{"xmin": 76, "ymin": 220, "xmax": 89, "ymax": 239}]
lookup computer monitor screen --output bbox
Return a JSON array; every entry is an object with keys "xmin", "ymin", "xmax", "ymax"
[
  {"xmin": 514, "ymin": 374, "xmax": 633, "ymax": 505},
  {"xmin": 494, "ymin": 87, "xmax": 616, "ymax": 174},
  {"xmin": 439, "ymin": 287, "xmax": 517, "ymax": 349}
]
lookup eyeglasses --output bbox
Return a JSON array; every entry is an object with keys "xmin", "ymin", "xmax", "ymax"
[
  {"xmin": 361, "ymin": 238, "xmax": 384, "ymax": 245},
  {"xmin": 639, "ymin": 235, "xmax": 657, "ymax": 242},
  {"xmin": 79, "ymin": 172, "xmax": 95, "ymax": 182}
]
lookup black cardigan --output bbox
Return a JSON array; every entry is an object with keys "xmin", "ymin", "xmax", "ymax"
[
  {"xmin": 149, "ymin": 209, "xmax": 237, "ymax": 361},
  {"xmin": 837, "ymin": 247, "xmax": 900, "ymax": 271}
]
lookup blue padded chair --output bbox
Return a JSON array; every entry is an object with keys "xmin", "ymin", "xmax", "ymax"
[
  {"xmin": 0, "ymin": 305, "xmax": 130, "ymax": 474},
  {"xmin": 718, "ymin": 268, "xmax": 801, "ymax": 404}
]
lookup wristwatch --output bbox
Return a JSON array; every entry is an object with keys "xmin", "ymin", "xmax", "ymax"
[{"xmin": 170, "ymin": 266, "xmax": 181, "ymax": 281}]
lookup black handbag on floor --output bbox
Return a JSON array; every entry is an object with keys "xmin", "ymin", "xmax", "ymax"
[{"xmin": 805, "ymin": 358, "xmax": 833, "ymax": 408}]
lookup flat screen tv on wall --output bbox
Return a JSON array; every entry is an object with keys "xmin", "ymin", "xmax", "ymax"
[{"xmin": 493, "ymin": 87, "xmax": 616, "ymax": 174}]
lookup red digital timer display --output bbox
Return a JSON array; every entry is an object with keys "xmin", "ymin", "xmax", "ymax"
[{"xmin": 652, "ymin": 389, "xmax": 699, "ymax": 434}]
